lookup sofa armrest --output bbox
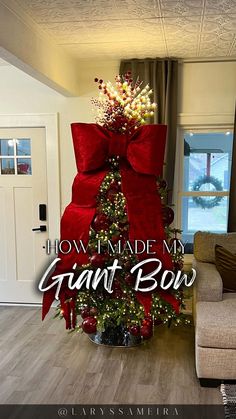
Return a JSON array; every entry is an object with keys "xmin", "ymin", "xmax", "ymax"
[{"xmin": 192, "ymin": 258, "xmax": 223, "ymax": 303}]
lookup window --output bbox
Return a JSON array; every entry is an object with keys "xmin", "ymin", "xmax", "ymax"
[
  {"xmin": 0, "ymin": 138, "xmax": 32, "ymax": 175},
  {"xmin": 179, "ymin": 129, "xmax": 233, "ymax": 253}
]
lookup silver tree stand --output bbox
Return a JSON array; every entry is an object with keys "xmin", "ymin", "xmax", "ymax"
[{"xmin": 88, "ymin": 324, "xmax": 142, "ymax": 347}]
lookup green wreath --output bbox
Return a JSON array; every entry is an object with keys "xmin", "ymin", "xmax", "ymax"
[{"xmin": 192, "ymin": 175, "xmax": 223, "ymax": 209}]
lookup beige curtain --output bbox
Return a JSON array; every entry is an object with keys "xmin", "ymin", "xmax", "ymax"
[
  {"xmin": 120, "ymin": 58, "xmax": 178, "ymax": 204},
  {"xmin": 228, "ymin": 105, "xmax": 236, "ymax": 232}
]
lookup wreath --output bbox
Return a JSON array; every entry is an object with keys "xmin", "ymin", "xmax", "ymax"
[{"xmin": 192, "ymin": 175, "xmax": 223, "ymax": 209}]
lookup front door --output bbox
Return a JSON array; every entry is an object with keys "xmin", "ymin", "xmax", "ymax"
[{"xmin": 0, "ymin": 127, "xmax": 48, "ymax": 303}]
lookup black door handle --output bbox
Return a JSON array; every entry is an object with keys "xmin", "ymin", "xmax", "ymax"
[{"xmin": 32, "ymin": 225, "xmax": 47, "ymax": 232}]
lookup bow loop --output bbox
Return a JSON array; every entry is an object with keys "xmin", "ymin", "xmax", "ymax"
[{"xmin": 71, "ymin": 123, "xmax": 167, "ymax": 177}]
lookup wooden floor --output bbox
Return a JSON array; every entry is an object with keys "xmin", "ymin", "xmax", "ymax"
[{"xmin": 0, "ymin": 306, "xmax": 222, "ymax": 405}]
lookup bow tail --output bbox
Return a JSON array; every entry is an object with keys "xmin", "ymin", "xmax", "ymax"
[
  {"xmin": 120, "ymin": 163, "xmax": 179, "ymax": 315},
  {"xmin": 42, "ymin": 206, "xmax": 94, "ymax": 321},
  {"xmin": 42, "ymin": 169, "xmax": 109, "ymax": 324}
]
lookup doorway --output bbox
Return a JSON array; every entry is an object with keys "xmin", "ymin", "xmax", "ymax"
[{"xmin": 0, "ymin": 115, "xmax": 60, "ymax": 304}]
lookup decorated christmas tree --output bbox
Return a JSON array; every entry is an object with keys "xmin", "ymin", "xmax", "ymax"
[{"xmin": 42, "ymin": 72, "xmax": 190, "ymax": 346}]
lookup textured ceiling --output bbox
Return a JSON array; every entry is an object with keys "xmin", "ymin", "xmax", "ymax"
[{"xmin": 7, "ymin": 0, "xmax": 236, "ymax": 59}]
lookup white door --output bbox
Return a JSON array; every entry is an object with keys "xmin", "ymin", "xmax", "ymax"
[{"xmin": 0, "ymin": 127, "xmax": 48, "ymax": 303}]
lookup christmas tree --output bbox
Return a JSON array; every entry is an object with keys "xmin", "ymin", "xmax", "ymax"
[{"xmin": 48, "ymin": 73, "xmax": 190, "ymax": 345}]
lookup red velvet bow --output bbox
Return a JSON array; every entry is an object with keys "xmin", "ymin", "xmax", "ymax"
[
  {"xmin": 71, "ymin": 123, "xmax": 167, "ymax": 176},
  {"xmin": 42, "ymin": 123, "xmax": 179, "ymax": 328}
]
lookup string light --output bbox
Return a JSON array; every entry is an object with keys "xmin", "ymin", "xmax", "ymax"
[{"xmin": 92, "ymin": 72, "xmax": 156, "ymax": 134}]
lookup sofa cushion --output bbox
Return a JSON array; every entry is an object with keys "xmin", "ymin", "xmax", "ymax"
[
  {"xmin": 215, "ymin": 245, "xmax": 236, "ymax": 292},
  {"xmin": 196, "ymin": 346, "xmax": 236, "ymax": 380},
  {"xmin": 193, "ymin": 259, "xmax": 223, "ymax": 302},
  {"xmin": 194, "ymin": 231, "xmax": 236, "ymax": 263},
  {"xmin": 196, "ymin": 293, "xmax": 236, "ymax": 349}
]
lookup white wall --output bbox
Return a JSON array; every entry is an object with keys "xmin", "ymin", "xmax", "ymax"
[
  {"xmin": 178, "ymin": 61, "xmax": 236, "ymax": 120},
  {"xmin": 0, "ymin": 60, "xmax": 235, "ymax": 214}
]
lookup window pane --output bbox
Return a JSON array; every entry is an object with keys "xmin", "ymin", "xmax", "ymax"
[
  {"xmin": 17, "ymin": 158, "xmax": 32, "ymax": 175},
  {"xmin": 1, "ymin": 158, "xmax": 15, "ymax": 174},
  {"xmin": 184, "ymin": 132, "xmax": 233, "ymax": 192},
  {"xmin": 0, "ymin": 139, "xmax": 14, "ymax": 156},
  {"xmin": 16, "ymin": 139, "xmax": 31, "ymax": 156},
  {"xmin": 181, "ymin": 196, "xmax": 228, "ymax": 245}
]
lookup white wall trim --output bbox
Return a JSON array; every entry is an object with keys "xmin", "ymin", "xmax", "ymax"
[
  {"xmin": 0, "ymin": 113, "xmax": 60, "ymax": 240},
  {"xmin": 174, "ymin": 120, "xmax": 234, "ymax": 253},
  {"xmin": 178, "ymin": 113, "xmax": 234, "ymax": 126}
]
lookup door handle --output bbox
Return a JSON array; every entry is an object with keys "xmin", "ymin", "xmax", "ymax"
[{"xmin": 32, "ymin": 225, "xmax": 47, "ymax": 232}]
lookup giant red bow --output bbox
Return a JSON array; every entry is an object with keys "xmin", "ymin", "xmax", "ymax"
[
  {"xmin": 42, "ymin": 123, "xmax": 178, "ymax": 329},
  {"xmin": 72, "ymin": 123, "xmax": 167, "ymax": 175}
]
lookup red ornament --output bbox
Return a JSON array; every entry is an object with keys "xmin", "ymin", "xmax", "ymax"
[
  {"xmin": 161, "ymin": 205, "xmax": 174, "ymax": 226},
  {"xmin": 142, "ymin": 316, "xmax": 153, "ymax": 327},
  {"xmin": 82, "ymin": 317, "xmax": 97, "ymax": 334},
  {"xmin": 81, "ymin": 307, "xmax": 91, "ymax": 319},
  {"xmin": 107, "ymin": 188, "xmax": 118, "ymax": 202},
  {"xmin": 129, "ymin": 325, "xmax": 140, "ymax": 336},
  {"xmin": 90, "ymin": 253, "xmax": 108, "ymax": 268},
  {"xmin": 109, "ymin": 180, "xmax": 120, "ymax": 192},
  {"xmin": 140, "ymin": 324, "xmax": 153, "ymax": 340},
  {"xmin": 92, "ymin": 213, "xmax": 109, "ymax": 231}
]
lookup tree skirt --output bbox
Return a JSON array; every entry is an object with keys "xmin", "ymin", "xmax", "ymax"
[{"xmin": 220, "ymin": 384, "xmax": 236, "ymax": 419}]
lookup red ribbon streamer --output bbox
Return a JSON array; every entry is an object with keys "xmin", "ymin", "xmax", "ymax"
[{"xmin": 42, "ymin": 123, "xmax": 179, "ymax": 328}]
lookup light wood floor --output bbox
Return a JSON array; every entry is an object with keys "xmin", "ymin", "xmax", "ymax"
[{"xmin": 0, "ymin": 306, "xmax": 222, "ymax": 405}]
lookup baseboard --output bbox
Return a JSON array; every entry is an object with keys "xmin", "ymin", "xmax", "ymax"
[
  {"xmin": 0, "ymin": 302, "xmax": 57, "ymax": 307},
  {"xmin": 0, "ymin": 302, "xmax": 42, "ymax": 307}
]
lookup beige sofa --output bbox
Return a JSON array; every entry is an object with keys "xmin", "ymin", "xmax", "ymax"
[{"xmin": 193, "ymin": 231, "xmax": 236, "ymax": 387}]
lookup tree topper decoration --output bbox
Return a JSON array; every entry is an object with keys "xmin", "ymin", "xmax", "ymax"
[{"xmin": 92, "ymin": 72, "xmax": 156, "ymax": 134}]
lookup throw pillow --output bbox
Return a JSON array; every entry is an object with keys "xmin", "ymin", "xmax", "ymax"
[{"xmin": 215, "ymin": 244, "xmax": 236, "ymax": 292}]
